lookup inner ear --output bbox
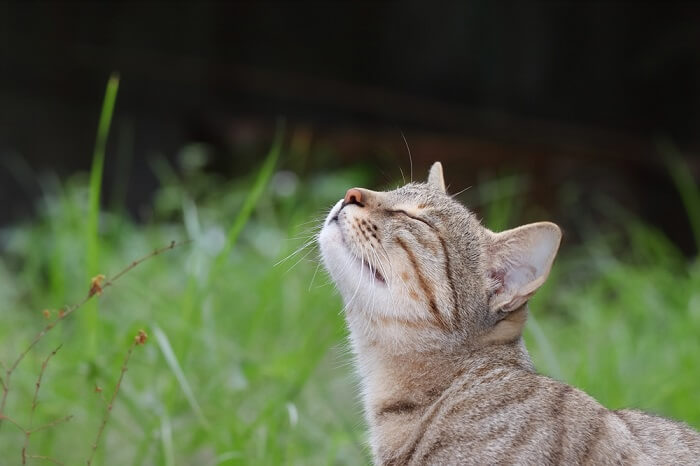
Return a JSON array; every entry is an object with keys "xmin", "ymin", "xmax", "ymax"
[
  {"xmin": 427, "ymin": 162, "xmax": 446, "ymax": 193},
  {"xmin": 487, "ymin": 222, "xmax": 561, "ymax": 314}
]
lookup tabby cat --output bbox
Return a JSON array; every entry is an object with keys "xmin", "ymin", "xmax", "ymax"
[{"xmin": 318, "ymin": 162, "xmax": 700, "ymax": 465}]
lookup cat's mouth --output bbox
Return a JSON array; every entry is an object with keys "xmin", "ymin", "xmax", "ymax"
[
  {"xmin": 334, "ymin": 222, "xmax": 385, "ymax": 285},
  {"xmin": 362, "ymin": 257, "xmax": 386, "ymax": 284},
  {"xmin": 344, "ymin": 242, "xmax": 386, "ymax": 285}
]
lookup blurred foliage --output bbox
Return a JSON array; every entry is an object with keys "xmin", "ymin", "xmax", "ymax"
[{"xmin": 0, "ymin": 142, "xmax": 698, "ymax": 464}]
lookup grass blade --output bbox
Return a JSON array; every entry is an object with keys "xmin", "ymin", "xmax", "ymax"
[
  {"xmin": 160, "ymin": 412, "xmax": 175, "ymax": 466},
  {"xmin": 153, "ymin": 326, "xmax": 211, "ymax": 431},
  {"xmin": 658, "ymin": 139, "xmax": 700, "ymax": 251},
  {"xmin": 214, "ymin": 120, "xmax": 284, "ymax": 271},
  {"xmin": 85, "ymin": 73, "xmax": 120, "ymax": 356}
]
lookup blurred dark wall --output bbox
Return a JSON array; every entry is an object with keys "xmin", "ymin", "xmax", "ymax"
[{"xmin": 0, "ymin": 1, "xmax": 698, "ymax": 249}]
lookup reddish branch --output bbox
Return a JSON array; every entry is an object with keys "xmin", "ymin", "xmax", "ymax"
[
  {"xmin": 26, "ymin": 454, "xmax": 65, "ymax": 465},
  {"xmin": 0, "ymin": 240, "xmax": 187, "ymax": 463},
  {"xmin": 87, "ymin": 330, "xmax": 147, "ymax": 466},
  {"xmin": 21, "ymin": 344, "xmax": 62, "ymax": 465}
]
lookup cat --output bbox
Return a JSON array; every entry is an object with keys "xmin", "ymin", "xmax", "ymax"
[{"xmin": 318, "ymin": 162, "xmax": 700, "ymax": 465}]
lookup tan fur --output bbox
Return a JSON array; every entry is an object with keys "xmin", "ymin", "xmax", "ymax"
[
  {"xmin": 318, "ymin": 162, "xmax": 700, "ymax": 465},
  {"xmin": 479, "ymin": 305, "xmax": 528, "ymax": 345}
]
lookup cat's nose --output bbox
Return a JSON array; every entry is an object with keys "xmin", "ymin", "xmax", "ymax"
[{"xmin": 344, "ymin": 188, "xmax": 364, "ymax": 207}]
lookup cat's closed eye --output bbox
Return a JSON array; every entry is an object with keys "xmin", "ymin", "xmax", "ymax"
[{"xmin": 387, "ymin": 209, "xmax": 434, "ymax": 228}]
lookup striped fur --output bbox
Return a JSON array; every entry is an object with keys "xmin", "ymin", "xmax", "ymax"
[{"xmin": 318, "ymin": 162, "xmax": 700, "ymax": 465}]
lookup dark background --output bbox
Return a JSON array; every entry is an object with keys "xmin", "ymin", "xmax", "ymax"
[{"xmin": 1, "ymin": 1, "xmax": 698, "ymax": 251}]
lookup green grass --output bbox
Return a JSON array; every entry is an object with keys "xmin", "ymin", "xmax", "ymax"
[
  {"xmin": 0, "ymin": 146, "xmax": 698, "ymax": 464},
  {"xmin": 85, "ymin": 73, "xmax": 120, "ymax": 358}
]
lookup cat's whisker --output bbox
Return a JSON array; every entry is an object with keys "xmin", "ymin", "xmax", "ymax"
[
  {"xmin": 291, "ymin": 221, "xmax": 325, "ymax": 233},
  {"xmin": 450, "ymin": 185, "xmax": 472, "ymax": 198},
  {"xmin": 313, "ymin": 275, "xmax": 336, "ymax": 289},
  {"xmin": 295, "ymin": 216, "xmax": 328, "ymax": 227},
  {"xmin": 371, "ymin": 246, "xmax": 396, "ymax": 307},
  {"xmin": 285, "ymin": 230, "xmax": 323, "ymax": 241},
  {"xmin": 288, "ymin": 223, "xmax": 324, "ymax": 237},
  {"xmin": 367, "ymin": 263, "xmax": 377, "ymax": 320},
  {"xmin": 327, "ymin": 253, "xmax": 357, "ymax": 307},
  {"xmin": 369, "ymin": 247, "xmax": 391, "ymax": 295},
  {"xmin": 286, "ymin": 218, "xmax": 326, "ymax": 238},
  {"xmin": 400, "ymin": 130, "xmax": 413, "ymax": 182},
  {"xmin": 274, "ymin": 238, "xmax": 317, "ymax": 267},
  {"xmin": 283, "ymin": 247, "xmax": 317, "ymax": 274},
  {"xmin": 307, "ymin": 259, "xmax": 322, "ymax": 291},
  {"xmin": 342, "ymin": 248, "xmax": 366, "ymax": 315},
  {"xmin": 334, "ymin": 248, "xmax": 358, "ymax": 281}
]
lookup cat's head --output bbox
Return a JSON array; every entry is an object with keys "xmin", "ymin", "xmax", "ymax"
[{"xmin": 318, "ymin": 162, "xmax": 561, "ymax": 352}]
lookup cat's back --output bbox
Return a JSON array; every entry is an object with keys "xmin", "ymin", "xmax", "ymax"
[
  {"xmin": 403, "ymin": 367, "xmax": 699, "ymax": 465},
  {"xmin": 611, "ymin": 409, "xmax": 700, "ymax": 465}
]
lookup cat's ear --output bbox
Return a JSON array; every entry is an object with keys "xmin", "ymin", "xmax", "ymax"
[
  {"xmin": 486, "ymin": 222, "xmax": 561, "ymax": 314},
  {"xmin": 427, "ymin": 162, "xmax": 446, "ymax": 193}
]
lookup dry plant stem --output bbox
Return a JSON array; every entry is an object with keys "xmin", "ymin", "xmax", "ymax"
[
  {"xmin": 0, "ymin": 412, "xmax": 25, "ymax": 431},
  {"xmin": 0, "ymin": 404, "xmax": 72, "ymax": 465},
  {"xmin": 0, "ymin": 239, "xmax": 187, "ymax": 430},
  {"xmin": 0, "ymin": 412, "xmax": 74, "ymax": 433},
  {"xmin": 22, "ymin": 345, "xmax": 62, "ymax": 465},
  {"xmin": 31, "ymin": 414, "xmax": 73, "ymax": 433},
  {"xmin": 27, "ymin": 454, "xmax": 65, "ymax": 465},
  {"xmin": 87, "ymin": 341, "xmax": 137, "ymax": 466}
]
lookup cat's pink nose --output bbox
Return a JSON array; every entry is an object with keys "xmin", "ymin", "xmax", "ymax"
[{"xmin": 344, "ymin": 188, "xmax": 363, "ymax": 206}]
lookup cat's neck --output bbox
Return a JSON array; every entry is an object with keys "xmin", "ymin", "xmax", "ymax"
[
  {"xmin": 354, "ymin": 337, "xmax": 534, "ymax": 416},
  {"xmin": 350, "ymin": 319, "xmax": 535, "ymax": 457}
]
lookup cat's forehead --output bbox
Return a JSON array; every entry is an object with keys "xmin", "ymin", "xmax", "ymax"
[
  {"xmin": 384, "ymin": 182, "xmax": 466, "ymax": 211},
  {"xmin": 382, "ymin": 182, "xmax": 437, "ymax": 201}
]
